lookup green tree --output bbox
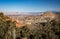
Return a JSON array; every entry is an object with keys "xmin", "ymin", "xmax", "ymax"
[
  {"xmin": 0, "ymin": 12, "xmax": 4, "ymax": 17},
  {"xmin": 0, "ymin": 12, "xmax": 16, "ymax": 39}
]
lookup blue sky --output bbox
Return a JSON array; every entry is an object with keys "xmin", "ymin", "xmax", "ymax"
[{"xmin": 0, "ymin": 0, "xmax": 60, "ymax": 12}]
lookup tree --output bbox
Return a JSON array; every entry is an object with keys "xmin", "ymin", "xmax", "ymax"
[
  {"xmin": 0, "ymin": 12, "xmax": 16, "ymax": 39},
  {"xmin": 0, "ymin": 12, "xmax": 4, "ymax": 17}
]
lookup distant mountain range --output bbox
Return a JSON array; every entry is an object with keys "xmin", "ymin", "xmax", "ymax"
[
  {"xmin": 47, "ymin": 10, "xmax": 60, "ymax": 14},
  {"xmin": 4, "ymin": 12, "xmax": 44, "ymax": 15},
  {"xmin": 3, "ymin": 11, "xmax": 60, "ymax": 16}
]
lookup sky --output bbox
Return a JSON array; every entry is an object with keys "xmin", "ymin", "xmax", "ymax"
[{"xmin": 0, "ymin": 0, "xmax": 60, "ymax": 12}]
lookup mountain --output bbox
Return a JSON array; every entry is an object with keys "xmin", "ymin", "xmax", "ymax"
[
  {"xmin": 3, "ymin": 11, "xmax": 60, "ymax": 27},
  {"xmin": 4, "ymin": 12, "xmax": 43, "ymax": 15},
  {"xmin": 51, "ymin": 11, "xmax": 60, "ymax": 14}
]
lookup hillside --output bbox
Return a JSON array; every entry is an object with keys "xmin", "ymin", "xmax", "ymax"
[
  {"xmin": 6, "ymin": 12, "xmax": 60, "ymax": 26},
  {"xmin": 0, "ymin": 12, "xmax": 60, "ymax": 39}
]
